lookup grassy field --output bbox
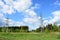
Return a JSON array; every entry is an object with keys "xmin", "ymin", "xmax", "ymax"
[{"xmin": 0, "ymin": 32, "xmax": 60, "ymax": 40}]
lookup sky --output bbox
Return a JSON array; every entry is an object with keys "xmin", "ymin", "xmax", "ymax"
[{"xmin": 0, "ymin": 0, "xmax": 60, "ymax": 30}]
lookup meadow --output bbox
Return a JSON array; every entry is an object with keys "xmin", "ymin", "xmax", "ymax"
[{"xmin": 0, "ymin": 32, "xmax": 60, "ymax": 40}]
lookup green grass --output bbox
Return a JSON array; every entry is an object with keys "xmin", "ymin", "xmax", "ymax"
[{"xmin": 0, "ymin": 32, "xmax": 60, "ymax": 40}]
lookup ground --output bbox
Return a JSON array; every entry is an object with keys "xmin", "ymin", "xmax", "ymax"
[{"xmin": 0, "ymin": 32, "xmax": 60, "ymax": 40}]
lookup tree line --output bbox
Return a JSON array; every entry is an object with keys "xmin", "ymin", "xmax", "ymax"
[
  {"xmin": 35, "ymin": 23, "xmax": 60, "ymax": 32},
  {"xmin": 0, "ymin": 23, "xmax": 60, "ymax": 32},
  {"xmin": 0, "ymin": 26, "xmax": 29, "ymax": 32}
]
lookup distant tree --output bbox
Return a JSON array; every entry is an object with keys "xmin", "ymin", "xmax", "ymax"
[
  {"xmin": 1, "ymin": 27, "xmax": 6, "ymax": 32},
  {"xmin": 0, "ymin": 27, "xmax": 2, "ymax": 32},
  {"xmin": 32, "ymin": 30, "xmax": 36, "ymax": 32},
  {"xmin": 46, "ymin": 24, "xmax": 53, "ymax": 32},
  {"xmin": 58, "ymin": 25, "xmax": 60, "ymax": 32},
  {"xmin": 53, "ymin": 23, "xmax": 58, "ymax": 32},
  {"xmin": 20, "ymin": 26, "xmax": 29, "ymax": 32},
  {"xmin": 36, "ymin": 27, "xmax": 42, "ymax": 32}
]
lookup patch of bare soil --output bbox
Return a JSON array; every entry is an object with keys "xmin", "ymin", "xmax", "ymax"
[{"xmin": 51, "ymin": 32, "xmax": 60, "ymax": 34}]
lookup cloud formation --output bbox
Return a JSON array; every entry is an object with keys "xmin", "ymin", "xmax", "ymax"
[
  {"xmin": 0, "ymin": 0, "xmax": 41, "ymax": 29},
  {"xmin": 0, "ymin": 0, "xmax": 32, "ymax": 14},
  {"xmin": 43, "ymin": 11, "xmax": 60, "ymax": 26},
  {"xmin": 0, "ymin": 0, "xmax": 60, "ymax": 30},
  {"xmin": 0, "ymin": 0, "xmax": 32, "ymax": 26},
  {"xmin": 49, "ymin": 11, "xmax": 60, "ymax": 24}
]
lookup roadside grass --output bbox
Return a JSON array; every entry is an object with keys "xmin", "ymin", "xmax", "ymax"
[{"xmin": 0, "ymin": 32, "xmax": 60, "ymax": 40}]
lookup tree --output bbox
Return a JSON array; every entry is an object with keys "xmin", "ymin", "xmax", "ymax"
[
  {"xmin": 46, "ymin": 24, "xmax": 53, "ymax": 32},
  {"xmin": 58, "ymin": 25, "xmax": 60, "ymax": 32},
  {"xmin": 20, "ymin": 26, "xmax": 29, "ymax": 32},
  {"xmin": 53, "ymin": 23, "xmax": 58, "ymax": 32},
  {"xmin": 36, "ymin": 27, "xmax": 41, "ymax": 32},
  {"xmin": 0, "ymin": 27, "xmax": 2, "ymax": 32}
]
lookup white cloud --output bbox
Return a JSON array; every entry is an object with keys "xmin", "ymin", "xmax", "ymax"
[
  {"xmin": 2, "ymin": 5, "xmax": 15, "ymax": 14},
  {"xmin": 0, "ymin": 1, "xmax": 4, "ymax": 6},
  {"xmin": 42, "ymin": 11, "xmax": 60, "ymax": 26},
  {"xmin": 23, "ymin": 17, "xmax": 39, "ymax": 24},
  {"xmin": 0, "ymin": 13, "xmax": 4, "ymax": 17},
  {"xmin": 52, "ymin": 11, "xmax": 60, "ymax": 16},
  {"xmin": 13, "ymin": 0, "xmax": 32, "ymax": 12},
  {"xmin": 0, "ymin": 0, "xmax": 41, "ymax": 30},
  {"xmin": 22, "ymin": 3, "xmax": 41, "ymax": 30},
  {"xmin": 43, "ymin": 20, "xmax": 49, "ymax": 26},
  {"xmin": 0, "ymin": 13, "xmax": 6, "ymax": 26},
  {"xmin": 49, "ymin": 11, "xmax": 60, "ymax": 24},
  {"xmin": 0, "ymin": 0, "xmax": 15, "ymax": 15},
  {"xmin": 4, "ymin": 0, "xmax": 32, "ymax": 11},
  {"xmin": 13, "ymin": 22, "xmax": 24, "ymax": 26},
  {"xmin": 23, "ymin": 17, "xmax": 41, "ymax": 30},
  {"xmin": 24, "ymin": 3, "xmax": 40, "ymax": 18},
  {"xmin": 0, "ymin": 0, "xmax": 32, "ymax": 14},
  {"xmin": 0, "ymin": 13, "xmax": 24, "ymax": 26},
  {"xmin": 8, "ymin": 19, "xmax": 24, "ymax": 26},
  {"xmin": 25, "ymin": 9, "xmax": 37, "ymax": 17},
  {"xmin": 31, "ymin": 3, "xmax": 40, "ymax": 10}
]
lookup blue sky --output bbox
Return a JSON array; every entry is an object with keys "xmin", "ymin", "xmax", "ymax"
[{"xmin": 0, "ymin": 0, "xmax": 60, "ymax": 30}]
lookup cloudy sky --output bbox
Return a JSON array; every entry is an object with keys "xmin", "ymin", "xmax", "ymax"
[{"xmin": 0, "ymin": 0, "xmax": 60, "ymax": 30}]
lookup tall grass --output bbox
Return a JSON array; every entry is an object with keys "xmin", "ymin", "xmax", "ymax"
[{"xmin": 0, "ymin": 32, "xmax": 60, "ymax": 40}]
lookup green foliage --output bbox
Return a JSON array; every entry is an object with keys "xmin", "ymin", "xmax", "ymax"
[
  {"xmin": 53, "ymin": 23, "xmax": 58, "ymax": 32},
  {"xmin": 57, "ymin": 34, "xmax": 60, "ymax": 39},
  {"xmin": 45, "ymin": 24, "xmax": 53, "ymax": 32},
  {"xmin": 36, "ymin": 27, "xmax": 41, "ymax": 32},
  {"xmin": 0, "ymin": 33, "xmax": 60, "ymax": 40},
  {"xmin": 58, "ymin": 26, "xmax": 60, "ymax": 32},
  {"xmin": 0, "ymin": 27, "xmax": 2, "ymax": 32},
  {"xmin": 0, "ymin": 26, "xmax": 29, "ymax": 32},
  {"xmin": 20, "ymin": 26, "xmax": 28, "ymax": 32},
  {"xmin": 0, "ymin": 24, "xmax": 60, "ymax": 33},
  {"xmin": 1, "ymin": 27, "xmax": 6, "ymax": 32},
  {"xmin": 44, "ymin": 28, "xmax": 49, "ymax": 32}
]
